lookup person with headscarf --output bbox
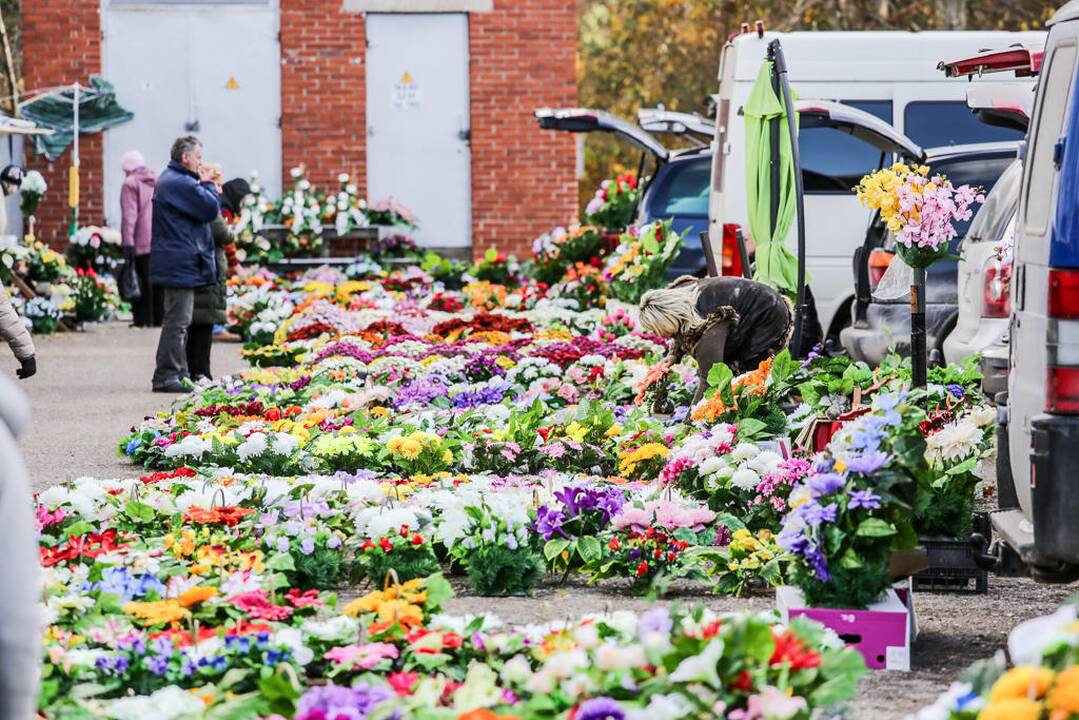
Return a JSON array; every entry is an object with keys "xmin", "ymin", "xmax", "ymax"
[
  {"xmin": 186, "ymin": 176, "xmax": 251, "ymax": 381},
  {"xmin": 119, "ymin": 150, "xmax": 161, "ymax": 327},
  {"xmin": 637, "ymin": 275, "xmax": 792, "ymax": 408}
]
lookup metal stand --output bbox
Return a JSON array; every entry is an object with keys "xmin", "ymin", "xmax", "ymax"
[
  {"xmin": 910, "ymin": 267, "xmax": 927, "ymax": 388},
  {"xmin": 768, "ymin": 39, "xmax": 810, "ymax": 358}
]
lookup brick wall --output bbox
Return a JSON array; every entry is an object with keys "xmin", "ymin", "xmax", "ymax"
[
  {"xmin": 279, "ymin": 0, "xmax": 367, "ymax": 193},
  {"xmin": 469, "ymin": 0, "xmax": 578, "ymax": 259},
  {"xmin": 22, "ymin": 1, "xmax": 103, "ymax": 247}
]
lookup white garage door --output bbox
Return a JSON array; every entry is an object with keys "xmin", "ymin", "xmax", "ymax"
[
  {"xmin": 102, "ymin": 0, "xmax": 281, "ymax": 227},
  {"xmin": 365, "ymin": 13, "xmax": 472, "ymax": 249}
]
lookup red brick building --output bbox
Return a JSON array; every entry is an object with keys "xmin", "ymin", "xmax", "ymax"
[{"xmin": 22, "ymin": 0, "xmax": 578, "ymax": 258}]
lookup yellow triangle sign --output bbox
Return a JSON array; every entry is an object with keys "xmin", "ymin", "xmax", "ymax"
[
  {"xmin": 400, "ymin": 72, "xmax": 412, "ymax": 85},
  {"xmin": 225, "ymin": 76, "xmax": 239, "ymax": 90}
]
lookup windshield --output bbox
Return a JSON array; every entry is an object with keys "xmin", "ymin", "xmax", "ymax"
[
  {"xmin": 964, "ymin": 160, "xmax": 1022, "ymax": 245},
  {"xmin": 650, "ymin": 155, "xmax": 710, "ymax": 216}
]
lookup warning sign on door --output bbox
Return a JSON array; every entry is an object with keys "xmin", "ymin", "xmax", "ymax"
[{"xmin": 393, "ymin": 72, "xmax": 421, "ymax": 109}]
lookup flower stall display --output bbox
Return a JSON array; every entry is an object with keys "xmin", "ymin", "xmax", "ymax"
[
  {"xmin": 604, "ymin": 220, "xmax": 684, "ymax": 304},
  {"xmin": 23, "ymin": 241, "xmax": 1012, "ymax": 714},
  {"xmin": 584, "ymin": 173, "xmax": 639, "ymax": 232}
]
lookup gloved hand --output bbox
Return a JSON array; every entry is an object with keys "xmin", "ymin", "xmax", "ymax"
[{"xmin": 16, "ymin": 355, "xmax": 36, "ymax": 380}]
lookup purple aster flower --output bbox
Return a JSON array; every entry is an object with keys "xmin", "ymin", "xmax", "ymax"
[
  {"xmin": 295, "ymin": 682, "xmax": 393, "ymax": 720},
  {"xmin": 713, "ymin": 524, "xmax": 732, "ymax": 547},
  {"xmin": 800, "ymin": 501, "xmax": 838, "ymax": 526},
  {"xmin": 807, "ymin": 472, "xmax": 845, "ymax": 497},
  {"xmin": 844, "ymin": 450, "xmax": 891, "ymax": 475},
  {"xmin": 848, "ymin": 489, "xmax": 882, "ymax": 510},
  {"xmin": 637, "ymin": 606, "xmax": 672, "ymax": 640},
  {"xmin": 300, "ymin": 537, "xmax": 316, "ymax": 555},
  {"xmin": 945, "ymin": 383, "xmax": 965, "ymax": 400},
  {"xmin": 577, "ymin": 697, "xmax": 625, "ymax": 720}
]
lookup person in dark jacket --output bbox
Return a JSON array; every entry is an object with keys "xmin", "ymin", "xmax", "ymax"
[
  {"xmin": 149, "ymin": 136, "xmax": 221, "ymax": 393},
  {"xmin": 638, "ymin": 275, "xmax": 793, "ymax": 406},
  {"xmin": 119, "ymin": 150, "xmax": 163, "ymax": 327},
  {"xmin": 187, "ymin": 178, "xmax": 251, "ymax": 381}
]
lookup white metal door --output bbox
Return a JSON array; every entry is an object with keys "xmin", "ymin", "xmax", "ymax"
[
  {"xmin": 102, "ymin": 2, "xmax": 281, "ymax": 228},
  {"xmin": 366, "ymin": 13, "xmax": 471, "ymax": 248}
]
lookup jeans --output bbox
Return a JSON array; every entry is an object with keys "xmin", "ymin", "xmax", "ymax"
[
  {"xmin": 186, "ymin": 323, "xmax": 214, "ymax": 381},
  {"xmin": 152, "ymin": 287, "xmax": 194, "ymax": 389},
  {"xmin": 132, "ymin": 254, "xmax": 164, "ymax": 328}
]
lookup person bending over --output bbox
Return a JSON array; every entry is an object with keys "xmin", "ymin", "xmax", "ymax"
[{"xmin": 638, "ymin": 275, "xmax": 792, "ymax": 406}]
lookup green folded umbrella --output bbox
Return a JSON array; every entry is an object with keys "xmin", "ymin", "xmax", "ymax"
[
  {"xmin": 21, "ymin": 76, "xmax": 133, "ymax": 161},
  {"xmin": 744, "ymin": 60, "xmax": 800, "ymax": 294}
]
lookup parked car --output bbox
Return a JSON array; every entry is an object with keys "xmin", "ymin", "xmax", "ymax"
[
  {"xmin": 840, "ymin": 144, "xmax": 1020, "ymax": 366},
  {"xmin": 979, "ymin": 0, "xmax": 1079, "ymax": 582},
  {"xmin": 707, "ymin": 29, "xmax": 1044, "ymax": 346},
  {"xmin": 538, "ymin": 99, "xmax": 931, "ymax": 284},
  {"xmin": 943, "ymin": 167, "xmax": 1019, "ymax": 395},
  {"xmin": 940, "ymin": 46, "xmax": 1041, "ymax": 397}
]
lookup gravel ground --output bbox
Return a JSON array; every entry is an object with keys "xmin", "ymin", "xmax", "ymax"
[{"xmin": 17, "ymin": 322, "xmax": 1079, "ymax": 718}]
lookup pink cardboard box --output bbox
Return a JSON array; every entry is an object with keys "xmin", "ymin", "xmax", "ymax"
[{"xmin": 776, "ymin": 586, "xmax": 911, "ymax": 671}]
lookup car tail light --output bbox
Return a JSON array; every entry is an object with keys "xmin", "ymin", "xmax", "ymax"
[
  {"xmin": 867, "ymin": 249, "xmax": 894, "ymax": 289},
  {"xmin": 1049, "ymin": 269, "xmax": 1079, "ymax": 319},
  {"xmin": 1045, "ymin": 269, "xmax": 1079, "ymax": 413},
  {"xmin": 721, "ymin": 223, "xmax": 744, "ymax": 277},
  {"xmin": 982, "ymin": 259, "xmax": 1012, "ymax": 318},
  {"xmin": 1047, "ymin": 367, "xmax": 1079, "ymax": 413}
]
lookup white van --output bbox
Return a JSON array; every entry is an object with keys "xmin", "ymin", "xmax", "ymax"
[{"xmin": 707, "ymin": 29, "xmax": 1046, "ymax": 346}]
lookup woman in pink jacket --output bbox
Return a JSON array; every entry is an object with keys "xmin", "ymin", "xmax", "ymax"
[{"xmin": 119, "ymin": 151, "xmax": 161, "ymax": 327}]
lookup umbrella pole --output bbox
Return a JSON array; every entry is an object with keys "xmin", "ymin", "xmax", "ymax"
[
  {"xmin": 770, "ymin": 39, "xmax": 809, "ymax": 358},
  {"xmin": 767, "ymin": 50, "xmax": 781, "ymax": 240},
  {"xmin": 911, "ymin": 267, "xmax": 928, "ymax": 388},
  {"xmin": 69, "ymin": 83, "xmax": 79, "ymax": 238}
]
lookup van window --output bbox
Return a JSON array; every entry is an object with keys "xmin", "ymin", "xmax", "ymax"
[
  {"xmin": 800, "ymin": 100, "xmax": 893, "ymax": 194},
  {"xmin": 1025, "ymin": 42, "xmax": 1078, "ymax": 237},
  {"xmin": 964, "ymin": 160, "xmax": 1022, "ymax": 245},
  {"xmin": 651, "ymin": 155, "xmax": 710, "ymax": 217},
  {"xmin": 904, "ymin": 102, "xmax": 1024, "ymax": 148}
]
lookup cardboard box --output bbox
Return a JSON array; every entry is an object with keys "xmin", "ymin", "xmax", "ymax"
[{"xmin": 776, "ymin": 585, "xmax": 911, "ymax": 671}]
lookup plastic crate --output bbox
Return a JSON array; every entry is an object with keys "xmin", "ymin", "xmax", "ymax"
[{"xmin": 912, "ymin": 536, "xmax": 989, "ymax": 594}]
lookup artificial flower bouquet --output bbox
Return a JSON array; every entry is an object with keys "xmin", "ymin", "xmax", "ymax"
[
  {"xmin": 855, "ymin": 162, "xmax": 984, "ymax": 269},
  {"xmin": 275, "ymin": 166, "xmax": 326, "ymax": 258},
  {"xmin": 530, "ymin": 224, "xmax": 607, "ymax": 286},
  {"xmin": 23, "ymin": 295, "xmax": 62, "ymax": 334},
  {"xmin": 72, "ymin": 267, "xmax": 118, "ymax": 323},
  {"xmin": 356, "ymin": 524, "xmax": 442, "ymax": 585},
  {"xmin": 470, "ymin": 247, "xmax": 524, "ymax": 287},
  {"xmin": 779, "ymin": 392, "xmax": 924, "ymax": 609},
  {"xmin": 365, "ymin": 197, "xmax": 418, "ymax": 228},
  {"xmin": 914, "ymin": 601, "xmax": 1079, "ymax": 720},
  {"xmin": 67, "ymin": 225, "xmax": 123, "ymax": 272},
  {"xmin": 549, "ymin": 261, "xmax": 607, "ymax": 311},
  {"xmin": 691, "ymin": 350, "xmax": 798, "ymax": 439},
  {"xmin": 449, "ymin": 501, "xmax": 544, "ymax": 596},
  {"xmin": 604, "ymin": 220, "xmax": 684, "ymax": 303},
  {"xmin": 19, "ymin": 168, "xmax": 46, "ymax": 226},
  {"xmin": 585, "ymin": 173, "xmax": 639, "ymax": 231}
]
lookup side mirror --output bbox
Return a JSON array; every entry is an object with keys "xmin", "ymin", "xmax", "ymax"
[{"xmin": 1017, "ymin": 139, "xmax": 1028, "ymax": 161}]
